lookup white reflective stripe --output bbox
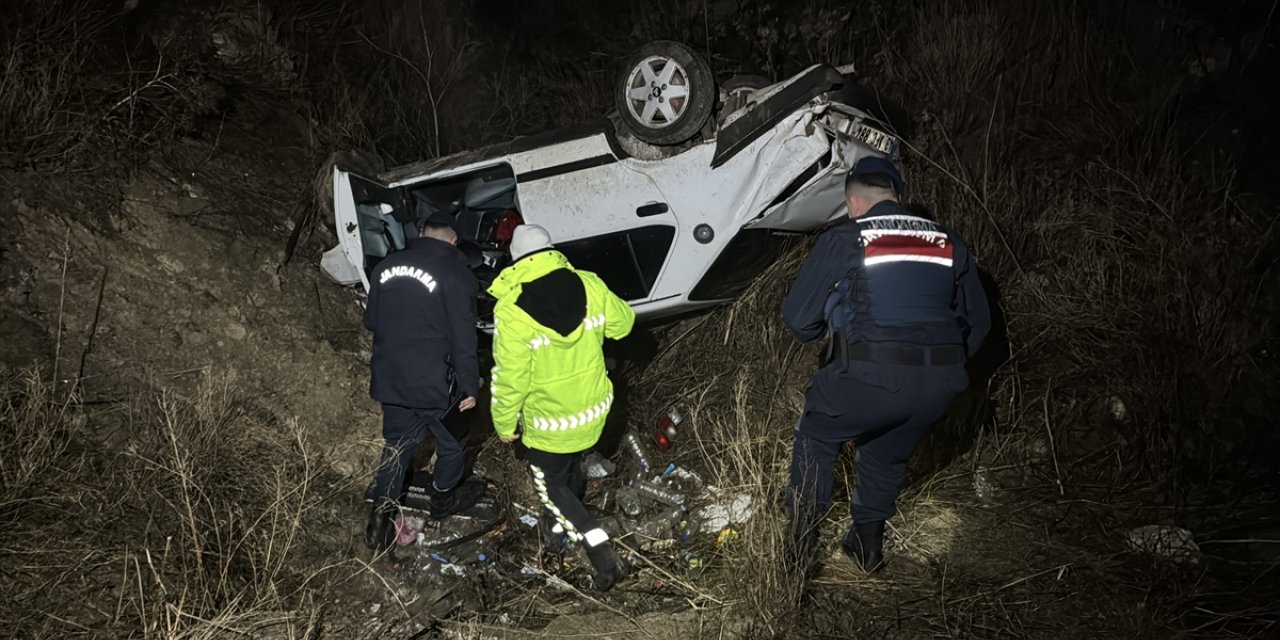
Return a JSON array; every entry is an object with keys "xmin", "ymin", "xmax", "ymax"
[
  {"xmin": 528, "ymin": 335, "xmax": 551, "ymax": 350},
  {"xmin": 583, "ymin": 314, "xmax": 606, "ymax": 330},
  {"xmin": 530, "ymin": 464, "xmax": 578, "ymax": 538},
  {"xmin": 584, "ymin": 528, "xmax": 609, "ymax": 547},
  {"xmin": 860, "ymin": 229, "xmax": 948, "ymax": 242},
  {"xmin": 864, "ymin": 255, "xmax": 954, "ymax": 267},
  {"xmin": 528, "ymin": 394, "xmax": 613, "ymax": 434}
]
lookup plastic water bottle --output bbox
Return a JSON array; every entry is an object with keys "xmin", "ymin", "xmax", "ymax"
[
  {"xmin": 631, "ymin": 479, "xmax": 685, "ymax": 507},
  {"xmin": 633, "ymin": 505, "xmax": 684, "ymax": 539},
  {"xmin": 622, "ymin": 433, "xmax": 652, "ymax": 473},
  {"xmin": 661, "ymin": 463, "xmax": 703, "ymax": 488}
]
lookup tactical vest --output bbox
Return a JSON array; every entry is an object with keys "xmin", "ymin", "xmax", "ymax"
[{"xmin": 821, "ymin": 212, "xmax": 963, "ymax": 364}]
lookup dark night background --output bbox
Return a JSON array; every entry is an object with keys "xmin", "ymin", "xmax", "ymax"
[{"xmin": 1, "ymin": 0, "xmax": 1277, "ymax": 638}]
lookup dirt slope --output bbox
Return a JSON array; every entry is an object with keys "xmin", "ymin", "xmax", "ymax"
[{"xmin": 1, "ymin": 127, "xmax": 378, "ymax": 477}]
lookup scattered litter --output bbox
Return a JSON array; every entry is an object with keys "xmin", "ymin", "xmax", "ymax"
[
  {"xmin": 583, "ymin": 451, "xmax": 616, "ymax": 479},
  {"xmin": 632, "ymin": 479, "xmax": 686, "ymax": 507},
  {"xmin": 973, "ymin": 466, "xmax": 999, "ymax": 508},
  {"xmin": 622, "ymin": 432, "xmax": 653, "ymax": 473},
  {"xmin": 645, "ymin": 538, "xmax": 677, "ymax": 552},
  {"xmin": 1125, "ymin": 525, "xmax": 1200, "ymax": 563},
  {"xmin": 661, "ymin": 463, "xmax": 703, "ymax": 489},
  {"xmin": 394, "ymin": 515, "xmax": 424, "ymax": 546},
  {"xmin": 682, "ymin": 550, "xmax": 704, "ymax": 569},
  {"xmin": 652, "ymin": 408, "xmax": 684, "ymax": 451},
  {"xmin": 694, "ymin": 493, "xmax": 755, "ymax": 533},
  {"xmin": 633, "ymin": 505, "xmax": 685, "ymax": 539},
  {"xmin": 517, "ymin": 563, "xmax": 574, "ymax": 591},
  {"xmin": 518, "ymin": 514, "xmax": 538, "ymax": 528},
  {"xmin": 1109, "ymin": 396, "xmax": 1128, "ymax": 422},
  {"xmin": 615, "ymin": 486, "xmax": 642, "ymax": 516},
  {"xmin": 676, "ymin": 514, "xmax": 698, "ymax": 542},
  {"xmin": 716, "ymin": 527, "xmax": 740, "ymax": 547}
]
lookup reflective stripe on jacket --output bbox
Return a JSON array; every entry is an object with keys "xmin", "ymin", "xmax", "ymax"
[{"xmin": 487, "ymin": 250, "xmax": 636, "ymax": 453}]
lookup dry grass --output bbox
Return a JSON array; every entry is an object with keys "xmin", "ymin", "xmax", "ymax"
[
  {"xmin": 615, "ymin": 0, "xmax": 1276, "ymax": 635},
  {"xmin": 0, "ymin": 0, "xmax": 109, "ymax": 167},
  {"xmin": 0, "ymin": 366, "xmax": 349, "ymax": 638}
]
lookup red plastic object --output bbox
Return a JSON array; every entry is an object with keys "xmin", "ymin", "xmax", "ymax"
[
  {"xmin": 653, "ymin": 412, "xmax": 678, "ymax": 451},
  {"xmin": 495, "ymin": 209, "xmax": 523, "ymax": 246}
]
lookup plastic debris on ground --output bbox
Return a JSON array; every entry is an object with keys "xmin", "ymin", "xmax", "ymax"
[
  {"xmin": 632, "ymin": 478, "xmax": 686, "ymax": 507},
  {"xmin": 494, "ymin": 413, "xmax": 764, "ymax": 583},
  {"xmin": 391, "ymin": 480, "xmax": 507, "ymax": 578},
  {"xmin": 652, "ymin": 407, "xmax": 683, "ymax": 452},
  {"xmin": 692, "ymin": 489, "xmax": 755, "ymax": 534},
  {"xmin": 716, "ymin": 527, "xmax": 740, "ymax": 547},
  {"xmin": 582, "ymin": 451, "xmax": 617, "ymax": 479},
  {"xmin": 394, "ymin": 515, "xmax": 424, "ymax": 546},
  {"xmin": 661, "ymin": 462, "xmax": 703, "ymax": 488},
  {"xmin": 1125, "ymin": 525, "xmax": 1201, "ymax": 563},
  {"xmin": 973, "ymin": 465, "xmax": 1000, "ymax": 508},
  {"xmin": 621, "ymin": 432, "xmax": 653, "ymax": 473}
]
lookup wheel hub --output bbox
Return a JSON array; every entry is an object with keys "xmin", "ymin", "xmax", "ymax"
[{"xmin": 625, "ymin": 55, "xmax": 691, "ymax": 129}]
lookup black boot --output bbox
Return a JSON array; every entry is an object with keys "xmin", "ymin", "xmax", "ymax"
[
  {"xmin": 538, "ymin": 511, "xmax": 568, "ymax": 554},
  {"xmin": 429, "ymin": 478, "xmax": 486, "ymax": 520},
  {"xmin": 584, "ymin": 542, "xmax": 626, "ymax": 592},
  {"xmin": 365, "ymin": 498, "xmax": 398, "ymax": 553},
  {"xmin": 841, "ymin": 520, "xmax": 885, "ymax": 574}
]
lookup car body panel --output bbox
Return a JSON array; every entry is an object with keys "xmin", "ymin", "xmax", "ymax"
[
  {"xmin": 711, "ymin": 63, "xmax": 846, "ymax": 168},
  {"xmin": 320, "ymin": 62, "xmax": 902, "ymax": 325}
]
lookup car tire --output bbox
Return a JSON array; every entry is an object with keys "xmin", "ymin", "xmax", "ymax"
[{"xmin": 615, "ymin": 40, "xmax": 715, "ymax": 146}]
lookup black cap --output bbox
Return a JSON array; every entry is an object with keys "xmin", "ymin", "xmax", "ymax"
[
  {"xmin": 422, "ymin": 208, "xmax": 457, "ymax": 228},
  {"xmin": 849, "ymin": 156, "xmax": 905, "ymax": 196}
]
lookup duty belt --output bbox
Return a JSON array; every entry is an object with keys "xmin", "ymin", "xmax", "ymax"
[{"xmin": 828, "ymin": 336, "xmax": 965, "ymax": 370}]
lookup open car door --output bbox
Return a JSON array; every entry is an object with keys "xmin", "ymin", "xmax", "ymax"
[{"xmin": 321, "ymin": 166, "xmax": 417, "ymax": 291}]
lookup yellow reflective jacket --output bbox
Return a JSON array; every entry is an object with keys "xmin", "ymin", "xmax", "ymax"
[{"xmin": 487, "ymin": 250, "xmax": 636, "ymax": 453}]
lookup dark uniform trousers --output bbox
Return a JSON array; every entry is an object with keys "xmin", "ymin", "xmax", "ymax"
[
  {"xmin": 371, "ymin": 403, "xmax": 467, "ymax": 505},
  {"xmin": 787, "ymin": 358, "xmax": 969, "ymax": 525},
  {"xmin": 523, "ymin": 447, "xmax": 605, "ymax": 547}
]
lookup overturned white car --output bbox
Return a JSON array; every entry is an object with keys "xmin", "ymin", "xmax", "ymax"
[{"xmin": 321, "ymin": 41, "xmax": 907, "ymax": 328}]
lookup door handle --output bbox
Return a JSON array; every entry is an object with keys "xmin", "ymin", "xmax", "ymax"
[{"xmin": 636, "ymin": 202, "xmax": 669, "ymax": 217}]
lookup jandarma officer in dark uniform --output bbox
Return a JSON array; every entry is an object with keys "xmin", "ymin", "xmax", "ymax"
[
  {"xmin": 362, "ymin": 210, "xmax": 486, "ymax": 553},
  {"xmin": 781, "ymin": 156, "xmax": 992, "ymax": 574}
]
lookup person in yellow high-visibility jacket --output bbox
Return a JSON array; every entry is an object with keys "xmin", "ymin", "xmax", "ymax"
[{"xmin": 488, "ymin": 224, "xmax": 635, "ymax": 592}]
